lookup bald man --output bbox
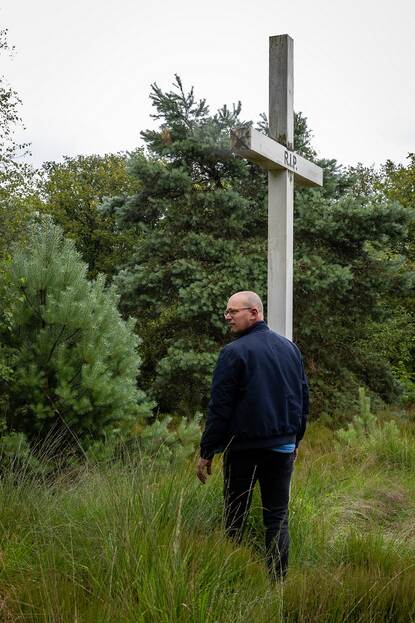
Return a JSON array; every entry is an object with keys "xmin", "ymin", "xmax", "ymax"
[{"xmin": 197, "ymin": 291, "xmax": 309, "ymax": 580}]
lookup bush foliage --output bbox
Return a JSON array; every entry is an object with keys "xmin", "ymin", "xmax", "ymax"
[
  {"xmin": 97, "ymin": 77, "xmax": 414, "ymax": 417},
  {"xmin": 0, "ymin": 217, "xmax": 153, "ymax": 450}
]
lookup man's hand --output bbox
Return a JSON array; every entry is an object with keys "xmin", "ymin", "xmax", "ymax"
[
  {"xmin": 293, "ymin": 448, "xmax": 298, "ymax": 461},
  {"xmin": 196, "ymin": 457, "xmax": 212, "ymax": 484}
]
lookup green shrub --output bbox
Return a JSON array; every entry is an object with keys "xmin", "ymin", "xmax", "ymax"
[
  {"xmin": 0, "ymin": 216, "xmax": 153, "ymax": 449},
  {"xmin": 85, "ymin": 414, "xmax": 202, "ymax": 467},
  {"xmin": 337, "ymin": 388, "xmax": 415, "ymax": 470}
]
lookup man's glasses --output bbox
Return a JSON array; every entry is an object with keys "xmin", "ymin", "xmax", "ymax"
[{"xmin": 223, "ymin": 307, "xmax": 252, "ymax": 318}]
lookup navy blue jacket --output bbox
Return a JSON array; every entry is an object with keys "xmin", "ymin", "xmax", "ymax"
[{"xmin": 200, "ymin": 321, "xmax": 309, "ymax": 460}]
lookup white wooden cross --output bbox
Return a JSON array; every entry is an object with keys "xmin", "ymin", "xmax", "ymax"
[{"xmin": 231, "ymin": 35, "xmax": 323, "ymax": 340}]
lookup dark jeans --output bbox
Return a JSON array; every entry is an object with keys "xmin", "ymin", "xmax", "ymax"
[{"xmin": 223, "ymin": 448, "xmax": 294, "ymax": 579}]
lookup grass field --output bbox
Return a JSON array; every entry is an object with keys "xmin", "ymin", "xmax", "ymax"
[{"xmin": 0, "ymin": 415, "xmax": 414, "ymax": 622}]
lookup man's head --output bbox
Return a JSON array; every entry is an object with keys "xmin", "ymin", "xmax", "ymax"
[{"xmin": 224, "ymin": 291, "xmax": 264, "ymax": 334}]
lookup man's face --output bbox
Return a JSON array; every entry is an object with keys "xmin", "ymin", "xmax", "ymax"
[{"xmin": 224, "ymin": 295, "xmax": 257, "ymax": 334}]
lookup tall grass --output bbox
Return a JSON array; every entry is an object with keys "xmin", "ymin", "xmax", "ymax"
[{"xmin": 0, "ymin": 419, "xmax": 415, "ymax": 622}]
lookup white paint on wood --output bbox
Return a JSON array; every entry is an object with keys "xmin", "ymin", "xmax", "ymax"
[
  {"xmin": 268, "ymin": 170, "xmax": 293, "ymax": 338},
  {"xmin": 230, "ymin": 34, "xmax": 323, "ymax": 340},
  {"xmin": 230, "ymin": 127, "xmax": 323, "ymax": 187},
  {"xmin": 269, "ymin": 35, "xmax": 294, "ymax": 148}
]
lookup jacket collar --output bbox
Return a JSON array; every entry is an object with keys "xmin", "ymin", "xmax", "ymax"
[{"xmin": 237, "ymin": 320, "xmax": 269, "ymax": 338}]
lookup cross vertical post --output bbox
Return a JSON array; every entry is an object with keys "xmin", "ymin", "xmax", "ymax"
[
  {"xmin": 268, "ymin": 34, "xmax": 294, "ymax": 339},
  {"xmin": 230, "ymin": 35, "xmax": 323, "ymax": 341}
]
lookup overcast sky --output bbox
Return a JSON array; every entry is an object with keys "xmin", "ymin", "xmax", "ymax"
[{"xmin": 2, "ymin": 0, "xmax": 414, "ymax": 169}]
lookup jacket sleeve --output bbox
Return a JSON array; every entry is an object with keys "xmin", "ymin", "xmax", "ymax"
[
  {"xmin": 295, "ymin": 357, "xmax": 309, "ymax": 448},
  {"xmin": 200, "ymin": 347, "xmax": 240, "ymax": 459}
]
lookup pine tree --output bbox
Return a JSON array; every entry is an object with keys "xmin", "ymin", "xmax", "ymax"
[
  {"xmin": 103, "ymin": 77, "xmax": 413, "ymax": 417},
  {"xmin": 102, "ymin": 76, "xmax": 269, "ymax": 416},
  {"xmin": 1, "ymin": 216, "xmax": 153, "ymax": 447}
]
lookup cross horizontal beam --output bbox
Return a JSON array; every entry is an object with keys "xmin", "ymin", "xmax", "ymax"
[{"xmin": 231, "ymin": 126, "xmax": 323, "ymax": 188}]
